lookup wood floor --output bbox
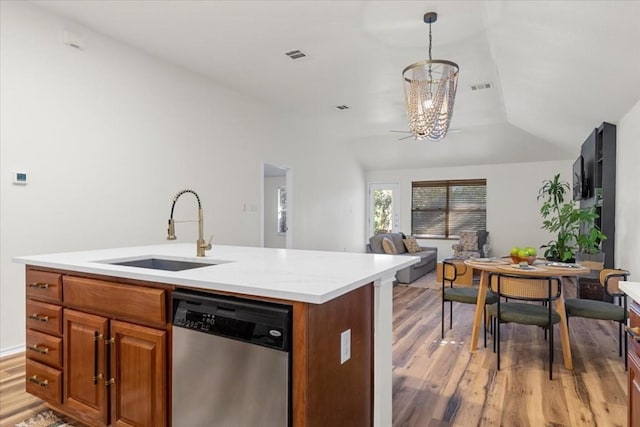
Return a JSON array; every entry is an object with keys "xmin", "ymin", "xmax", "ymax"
[
  {"xmin": 0, "ymin": 353, "xmax": 60, "ymax": 427},
  {"xmin": 393, "ymin": 278, "xmax": 627, "ymax": 426},
  {"xmin": 0, "ymin": 277, "xmax": 628, "ymax": 426}
]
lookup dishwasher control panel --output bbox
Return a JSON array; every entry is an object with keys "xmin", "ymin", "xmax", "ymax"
[{"xmin": 172, "ymin": 289, "xmax": 291, "ymax": 352}]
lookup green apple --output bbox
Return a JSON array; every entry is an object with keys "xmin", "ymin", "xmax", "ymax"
[
  {"xmin": 526, "ymin": 247, "xmax": 537, "ymax": 256},
  {"xmin": 518, "ymin": 249, "xmax": 528, "ymax": 258},
  {"xmin": 510, "ymin": 246, "xmax": 520, "ymax": 256}
]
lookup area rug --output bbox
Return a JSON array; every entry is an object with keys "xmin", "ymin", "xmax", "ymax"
[
  {"xmin": 405, "ymin": 270, "xmax": 439, "ymax": 289},
  {"xmin": 15, "ymin": 410, "xmax": 77, "ymax": 427}
]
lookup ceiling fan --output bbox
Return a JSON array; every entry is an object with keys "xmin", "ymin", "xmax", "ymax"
[{"xmin": 389, "ymin": 129, "xmax": 461, "ymax": 141}]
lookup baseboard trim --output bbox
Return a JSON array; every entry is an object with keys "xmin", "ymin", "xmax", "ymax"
[{"xmin": 0, "ymin": 344, "xmax": 25, "ymax": 358}]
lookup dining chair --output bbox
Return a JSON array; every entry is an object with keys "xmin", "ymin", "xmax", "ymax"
[
  {"xmin": 486, "ymin": 272, "xmax": 562, "ymax": 380},
  {"xmin": 564, "ymin": 268, "xmax": 630, "ymax": 369},
  {"xmin": 441, "ymin": 258, "xmax": 496, "ymax": 347}
]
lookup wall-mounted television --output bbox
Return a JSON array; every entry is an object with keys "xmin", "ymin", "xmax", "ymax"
[{"xmin": 573, "ymin": 156, "xmax": 584, "ymax": 200}]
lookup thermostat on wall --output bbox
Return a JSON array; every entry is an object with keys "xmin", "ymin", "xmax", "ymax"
[{"xmin": 13, "ymin": 172, "xmax": 27, "ymax": 185}]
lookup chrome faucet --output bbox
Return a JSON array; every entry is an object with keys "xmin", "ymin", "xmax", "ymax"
[{"xmin": 167, "ymin": 189, "xmax": 212, "ymax": 257}]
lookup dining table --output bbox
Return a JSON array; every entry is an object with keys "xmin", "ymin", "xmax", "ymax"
[{"xmin": 464, "ymin": 257, "xmax": 591, "ymax": 370}]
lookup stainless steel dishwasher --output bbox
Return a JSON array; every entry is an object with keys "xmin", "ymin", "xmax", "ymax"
[{"xmin": 172, "ymin": 289, "xmax": 292, "ymax": 426}]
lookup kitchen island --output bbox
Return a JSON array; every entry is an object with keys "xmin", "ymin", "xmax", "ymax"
[{"xmin": 15, "ymin": 243, "xmax": 418, "ymax": 427}]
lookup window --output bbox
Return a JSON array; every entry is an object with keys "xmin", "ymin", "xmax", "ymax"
[
  {"xmin": 368, "ymin": 183, "xmax": 399, "ymax": 236},
  {"xmin": 277, "ymin": 186, "xmax": 287, "ymax": 233},
  {"xmin": 411, "ymin": 179, "xmax": 486, "ymax": 238}
]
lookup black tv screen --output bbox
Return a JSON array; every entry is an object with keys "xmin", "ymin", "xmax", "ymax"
[{"xmin": 573, "ymin": 156, "xmax": 584, "ymax": 200}]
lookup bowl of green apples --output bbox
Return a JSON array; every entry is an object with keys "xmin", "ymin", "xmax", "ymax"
[{"xmin": 509, "ymin": 246, "xmax": 537, "ymax": 265}]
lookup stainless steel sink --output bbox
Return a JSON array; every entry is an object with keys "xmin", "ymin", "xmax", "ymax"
[{"xmin": 105, "ymin": 257, "xmax": 220, "ymax": 271}]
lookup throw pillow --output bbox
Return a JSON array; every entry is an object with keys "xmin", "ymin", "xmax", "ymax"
[
  {"xmin": 460, "ymin": 232, "xmax": 478, "ymax": 251},
  {"xmin": 403, "ymin": 237, "xmax": 421, "ymax": 253},
  {"xmin": 381, "ymin": 237, "xmax": 397, "ymax": 254}
]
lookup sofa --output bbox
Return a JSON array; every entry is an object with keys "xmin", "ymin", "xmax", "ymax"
[{"xmin": 366, "ymin": 232, "xmax": 438, "ymax": 284}]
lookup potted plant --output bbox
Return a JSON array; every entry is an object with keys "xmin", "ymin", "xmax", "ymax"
[
  {"xmin": 537, "ymin": 174, "xmax": 606, "ymax": 262},
  {"xmin": 575, "ymin": 217, "xmax": 607, "ymax": 267}
]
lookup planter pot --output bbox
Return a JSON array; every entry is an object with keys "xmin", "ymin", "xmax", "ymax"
[{"xmin": 575, "ymin": 252, "xmax": 604, "ymax": 270}]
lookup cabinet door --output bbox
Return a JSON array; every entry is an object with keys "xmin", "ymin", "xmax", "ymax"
[
  {"xmin": 110, "ymin": 320, "xmax": 167, "ymax": 427},
  {"xmin": 629, "ymin": 351, "xmax": 640, "ymax": 427},
  {"xmin": 64, "ymin": 309, "xmax": 109, "ymax": 426}
]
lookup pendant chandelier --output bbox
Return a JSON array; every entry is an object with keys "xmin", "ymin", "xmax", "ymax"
[{"xmin": 402, "ymin": 12, "xmax": 459, "ymax": 141}]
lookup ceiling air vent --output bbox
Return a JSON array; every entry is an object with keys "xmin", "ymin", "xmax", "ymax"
[
  {"xmin": 336, "ymin": 105, "xmax": 350, "ymax": 110},
  {"xmin": 470, "ymin": 82, "xmax": 492, "ymax": 91},
  {"xmin": 285, "ymin": 49, "xmax": 308, "ymax": 60}
]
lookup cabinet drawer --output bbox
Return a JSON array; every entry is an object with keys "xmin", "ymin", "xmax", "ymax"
[
  {"xmin": 63, "ymin": 276, "xmax": 166, "ymax": 327},
  {"xmin": 26, "ymin": 300, "xmax": 62, "ymax": 336},
  {"xmin": 629, "ymin": 303, "xmax": 640, "ymax": 356},
  {"xmin": 25, "ymin": 359, "xmax": 62, "ymax": 404},
  {"xmin": 26, "ymin": 270, "xmax": 62, "ymax": 303},
  {"xmin": 26, "ymin": 329, "xmax": 62, "ymax": 369},
  {"xmin": 631, "ymin": 303, "xmax": 640, "ymax": 328}
]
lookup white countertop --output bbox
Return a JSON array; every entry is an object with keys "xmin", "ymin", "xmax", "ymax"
[
  {"xmin": 620, "ymin": 281, "xmax": 640, "ymax": 302},
  {"xmin": 13, "ymin": 243, "xmax": 419, "ymax": 304}
]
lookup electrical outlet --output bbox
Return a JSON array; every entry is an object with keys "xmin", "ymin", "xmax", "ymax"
[{"xmin": 340, "ymin": 329, "xmax": 351, "ymax": 364}]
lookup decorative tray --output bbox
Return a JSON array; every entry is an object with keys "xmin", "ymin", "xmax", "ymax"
[
  {"xmin": 497, "ymin": 264, "xmax": 545, "ymax": 272},
  {"xmin": 545, "ymin": 262, "xmax": 583, "ymax": 269},
  {"xmin": 468, "ymin": 257, "xmax": 507, "ymax": 264}
]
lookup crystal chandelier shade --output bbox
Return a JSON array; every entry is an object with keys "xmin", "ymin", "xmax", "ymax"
[{"xmin": 402, "ymin": 12, "xmax": 459, "ymax": 142}]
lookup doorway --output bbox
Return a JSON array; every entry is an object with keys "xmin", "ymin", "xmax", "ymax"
[
  {"xmin": 368, "ymin": 183, "xmax": 400, "ymax": 238},
  {"xmin": 262, "ymin": 162, "xmax": 293, "ymax": 249}
]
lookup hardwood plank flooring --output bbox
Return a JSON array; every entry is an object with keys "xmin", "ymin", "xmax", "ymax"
[
  {"xmin": 0, "ymin": 352, "xmax": 48, "ymax": 427},
  {"xmin": 0, "ymin": 277, "xmax": 627, "ymax": 426},
  {"xmin": 393, "ymin": 277, "xmax": 627, "ymax": 427}
]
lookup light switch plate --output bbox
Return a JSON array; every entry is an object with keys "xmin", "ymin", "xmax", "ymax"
[{"xmin": 340, "ymin": 329, "xmax": 351, "ymax": 364}]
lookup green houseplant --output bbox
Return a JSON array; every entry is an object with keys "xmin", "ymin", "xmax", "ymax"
[{"xmin": 537, "ymin": 174, "xmax": 606, "ymax": 262}]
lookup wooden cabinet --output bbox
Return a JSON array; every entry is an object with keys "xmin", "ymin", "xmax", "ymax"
[
  {"xmin": 629, "ymin": 351, "xmax": 640, "ymax": 427},
  {"xmin": 109, "ymin": 320, "xmax": 166, "ymax": 427},
  {"xmin": 63, "ymin": 309, "xmax": 109, "ymax": 426},
  {"xmin": 628, "ymin": 303, "xmax": 640, "ymax": 427},
  {"xmin": 25, "ymin": 269, "xmax": 63, "ymax": 404},
  {"xmin": 24, "ymin": 267, "xmax": 169, "ymax": 427},
  {"xmin": 24, "ymin": 265, "xmax": 373, "ymax": 427}
]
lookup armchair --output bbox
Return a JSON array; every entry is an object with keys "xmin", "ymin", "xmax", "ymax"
[{"xmin": 452, "ymin": 230, "xmax": 490, "ymax": 259}]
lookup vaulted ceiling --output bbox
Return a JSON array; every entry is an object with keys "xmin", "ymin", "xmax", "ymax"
[{"xmin": 33, "ymin": 1, "xmax": 640, "ymax": 170}]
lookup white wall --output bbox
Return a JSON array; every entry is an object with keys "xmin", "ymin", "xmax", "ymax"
[
  {"xmin": 616, "ymin": 100, "xmax": 640, "ymax": 276},
  {"xmin": 0, "ymin": 2, "xmax": 366, "ymax": 354},
  {"xmin": 366, "ymin": 160, "xmax": 573, "ymax": 259},
  {"xmin": 264, "ymin": 176, "xmax": 286, "ymax": 248}
]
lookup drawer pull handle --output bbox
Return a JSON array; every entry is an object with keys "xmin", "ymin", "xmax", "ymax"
[
  {"xmin": 28, "ymin": 283, "xmax": 50, "ymax": 289},
  {"xmin": 28, "ymin": 375, "xmax": 49, "ymax": 387},
  {"xmin": 27, "ymin": 345, "xmax": 49, "ymax": 355},
  {"xmin": 28, "ymin": 314, "xmax": 49, "ymax": 322},
  {"xmin": 626, "ymin": 326, "xmax": 640, "ymax": 342},
  {"xmin": 105, "ymin": 378, "xmax": 115, "ymax": 386}
]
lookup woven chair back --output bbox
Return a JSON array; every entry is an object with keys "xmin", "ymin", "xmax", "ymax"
[
  {"xmin": 600, "ymin": 269, "xmax": 630, "ymax": 295},
  {"xmin": 442, "ymin": 258, "xmax": 468, "ymax": 283},
  {"xmin": 489, "ymin": 273, "xmax": 561, "ymax": 301}
]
